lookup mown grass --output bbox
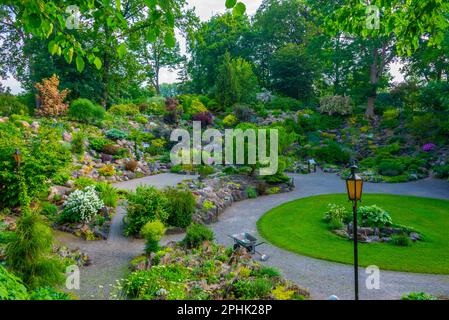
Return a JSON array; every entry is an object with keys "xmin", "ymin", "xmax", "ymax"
[{"xmin": 257, "ymin": 194, "xmax": 449, "ymax": 274}]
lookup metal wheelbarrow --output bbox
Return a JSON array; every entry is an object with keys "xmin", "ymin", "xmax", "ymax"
[{"xmin": 228, "ymin": 232, "xmax": 269, "ymax": 261}]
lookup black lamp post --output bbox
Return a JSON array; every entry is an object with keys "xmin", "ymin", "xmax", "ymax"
[{"xmin": 345, "ymin": 164, "xmax": 364, "ymax": 300}]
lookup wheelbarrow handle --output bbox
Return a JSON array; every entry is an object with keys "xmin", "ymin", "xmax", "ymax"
[{"xmin": 255, "ymin": 242, "xmax": 266, "ymax": 247}]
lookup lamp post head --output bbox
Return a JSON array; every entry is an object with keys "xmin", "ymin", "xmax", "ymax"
[{"xmin": 346, "ymin": 163, "xmax": 363, "ymax": 201}]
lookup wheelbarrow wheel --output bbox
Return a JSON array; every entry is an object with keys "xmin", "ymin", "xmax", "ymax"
[{"xmin": 233, "ymin": 243, "xmax": 240, "ymax": 250}]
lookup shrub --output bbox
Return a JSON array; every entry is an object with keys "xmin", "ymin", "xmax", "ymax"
[
  {"xmin": 102, "ymin": 144, "xmax": 120, "ymax": 155},
  {"xmin": 233, "ymin": 104, "xmax": 253, "ymax": 122},
  {"xmin": 246, "ymin": 186, "xmax": 257, "ymax": 199},
  {"xmin": 391, "ymin": 234, "xmax": 412, "ymax": 247},
  {"xmin": 251, "ymin": 267, "xmax": 281, "ymax": 278},
  {"xmin": 29, "ymin": 287, "xmax": 71, "ymax": 300},
  {"xmin": 418, "ymin": 81, "xmax": 449, "ymax": 112},
  {"xmin": 313, "ymin": 142, "xmax": 350, "ymax": 165},
  {"xmin": 164, "ymin": 188, "xmax": 195, "ymax": 229},
  {"xmin": 401, "ymin": 292, "xmax": 436, "ymax": 300},
  {"xmin": 192, "ymin": 111, "xmax": 214, "ymax": 126},
  {"xmin": 433, "ymin": 164, "xmax": 449, "ymax": 178},
  {"xmin": 134, "ymin": 115, "xmax": 148, "ymax": 124},
  {"xmin": 324, "ymin": 204, "xmax": 350, "ymax": 224},
  {"xmin": 266, "ymin": 96, "xmax": 302, "ymax": 111},
  {"xmin": 164, "ymin": 98, "xmax": 183, "ymax": 124},
  {"xmin": 35, "ymin": 74, "xmax": 70, "ymax": 117},
  {"xmin": 0, "ymin": 94, "xmax": 28, "ymax": 116},
  {"xmin": 188, "ymin": 99, "xmax": 208, "ymax": 116},
  {"xmin": 71, "ymin": 131, "xmax": 85, "ymax": 154},
  {"xmin": 319, "ymin": 95, "xmax": 353, "ymax": 116},
  {"xmin": 358, "ymin": 205, "xmax": 392, "ymax": 228},
  {"xmin": 148, "ymin": 138, "xmax": 166, "ymax": 156},
  {"xmin": 406, "ymin": 113, "xmax": 440, "ymax": 141},
  {"xmin": 95, "ymin": 182, "xmax": 118, "ymax": 208},
  {"xmin": 60, "ymin": 186, "xmax": 104, "ymax": 223},
  {"xmin": 73, "ymin": 176, "xmax": 96, "ymax": 189},
  {"xmin": 125, "ymin": 186, "xmax": 168, "ymax": 236},
  {"xmin": 0, "ymin": 265, "xmax": 29, "ymax": 300},
  {"xmin": 223, "ymin": 114, "xmax": 238, "ymax": 127},
  {"xmin": 105, "ymin": 129, "xmax": 128, "ymax": 140},
  {"xmin": 141, "ymin": 220, "xmax": 166, "ymax": 254},
  {"xmin": 89, "ymin": 137, "xmax": 109, "ymax": 152},
  {"xmin": 108, "ymin": 104, "xmax": 140, "ymax": 116},
  {"xmin": 182, "ymin": 224, "xmax": 214, "ymax": 249},
  {"xmin": 40, "ymin": 202, "xmax": 58, "ymax": 217},
  {"xmin": 125, "ymin": 159, "xmax": 138, "ymax": 172},
  {"xmin": 377, "ymin": 160, "xmax": 405, "ymax": 177},
  {"xmin": 6, "ymin": 212, "xmax": 64, "ymax": 288},
  {"xmin": 98, "ymin": 164, "xmax": 115, "ymax": 177},
  {"xmin": 0, "ymin": 123, "xmax": 71, "ymax": 208},
  {"xmin": 68, "ymin": 98, "xmax": 105, "ymax": 124},
  {"xmin": 233, "ymin": 278, "xmax": 272, "ymax": 299}
]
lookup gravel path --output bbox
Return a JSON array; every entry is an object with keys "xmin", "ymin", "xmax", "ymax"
[
  {"xmin": 58, "ymin": 172, "xmax": 449, "ymax": 300},
  {"xmin": 211, "ymin": 172, "xmax": 449, "ymax": 300},
  {"xmin": 57, "ymin": 173, "xmax": 195, "ymax": 299}
]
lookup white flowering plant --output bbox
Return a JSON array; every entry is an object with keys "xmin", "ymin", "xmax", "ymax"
[{"xmin": 61, "ymin": 186, "xmax": 104, "ymax": 223}]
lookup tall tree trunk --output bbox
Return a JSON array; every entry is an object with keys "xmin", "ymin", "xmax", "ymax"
[
  {"xmin": 366, "ymin": 46, "xmax": 379, "ymax": 118},
  {"xmin": 102, "ymin": 23, "xmax": 111, "ymax": 108}
]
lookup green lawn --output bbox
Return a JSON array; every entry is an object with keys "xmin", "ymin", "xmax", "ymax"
[{"xmin": 257, "ymin": 194, "xmax": 449, "ymax": 274}]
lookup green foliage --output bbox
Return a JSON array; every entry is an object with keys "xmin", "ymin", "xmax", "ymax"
[
  {"xmin": 313, "ymin": 142, "xmax": 350, "ymax": 165},
  {"xmin": 269, "ymin": 44, "xmax": 316, "ymax": 101},
  {"xmin": 29, "ymin": 287, "xmax": 72, "ymax": 300},
  {"xmin": 40, "ymin": 202, "xmax": 58, "ymax": 217},
  {"xmin": 182, "ymin": 224, "xmax": 215, "ymax": 249},
  {"xmin": 251, "ymin": 267, "xmax": 281, "ymax": 279},
  {"xmin": 0, "ymin": 123, "xmax": 71, "ymax": 208},
  {"xmin": 324, "ymin": 204, "xmax": 350, "ymax": 224},
  {"xmin": 89, "ymin": 137, "xmax": 109, "ymax": 152},
  {"xmin": 123, "ymin": 265, "xmax": 189, "ymax": 300},
  {"xmin": 406, "ymin": 113, "xmax": 441, "ymax": 141},
  {"xmin": 0, "ymin": 94, "xmax": 29, "ymax": 116},
  {"xmin": 142, "ymin": 220, "xmax": 166, "ymax": 254},
  {"xmin": 418, "ymin": 82, "xmax": 449, "ymax": 112},
  {"xmin": 391, "ymin": 234, "xmax": 412, "ymax": 247},
  {"xmin": 265, "ymin": 96, "xmax": 302, "ymax": 111},
  {"xmin": 108, "ymin": 104, "xmax": 140, "ymax": 116},
  {"xmin": 125, "ymin": 186, "xmax": 168, "ymax": 236},
  {"xmin": 71, "ymin": 131, "xmax": 85, "ymax": 154},
  {"xmin": 215, "ymin": 52, "xmax": 258, "ymax": 108},
  {"xmin": 246, "ymin": 186, "xmax": 257, "ymax": 199},
  {"xmin": 6, "ymin": 212, "xmax": 64, "ymax": 289},
  {"xmin": 233, "ymin": 278, "xmax": 272, "ymax": 299},
  {"xmin": 95, "ymin": 182, "xmax": 119, "ymax": 208},
  {"xmin": 433, "ymin": 164, "xmax": 449, "ymax": 179},
  {"xmin": 233, "ymin": 104, "xmax": 253, "ymax": 122},
  {"xmin": 319, "ymin": 95, "xmax": 353, "ymax": 116},
  {"xmin": 358, "ymin": 205, "xmax": 393, "ymax": 228},
  {"xmin": 0, "ymin": 265, "xmax": 29, "ymax": 300},
  {"xmin": 68, "ymin": 98, "xmax": 105, "ymax": 124},
  {"xmin": 105, "ymin": 129, "xmax": 128, "ymax": 140},
  {"xmin": 73, "ymin": 176, "xmax": 96, "ymax": 190},
  {"xmin": 378, "ymin": 160, "xmax": 405, "ymax": 177},
  {"xmin": 164, "ymin": 188, "xmax": 195, "ymax": 229},
  {"xmin": 401, "ymin": 292, "xmax": 436, "ymax": 300},
  {"xmin": 223, "ymin": 114, "xmax": 238, "ymax": 127}
]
